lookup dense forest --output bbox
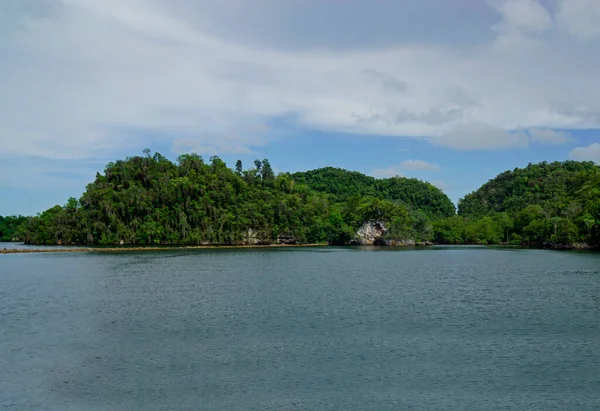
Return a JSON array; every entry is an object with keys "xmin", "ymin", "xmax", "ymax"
[
  {"xmin": 435, "ymin": 161, "xmax": 600, "ymax": 248},
  {"xmin": 6, "ymin": 150, "xmax": 451, "ymax": 246},
  {"xmin": 0, "ymin": 215, "xmax": 27, "ymax": 241},
  {"xmin": 2, "ymin": 154, "xmax": 599, "ymax": 248},
  {"xmin": 292, "ymin": 167, "xmax": 455, "ymax": 218}
]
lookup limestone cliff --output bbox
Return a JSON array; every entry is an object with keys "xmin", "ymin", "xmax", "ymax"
[
  {"xmin": 353, "ymin": 221, "xmax": 387, "ymax": 245},
  {"xmin": 352, "ymin": 220, "xmax": 428, "ymax": 246}
]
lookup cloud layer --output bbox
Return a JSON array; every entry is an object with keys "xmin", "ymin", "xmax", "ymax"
[
  {"xmin": 1, "ymin": 0, "xmax": 600, "ymax": 161},
  {"xmin": 399, "ymin": 160, "xmax": 441, "ymax": 171},
  {"xmin": 570, "ymin": 143, "xmax": 600, "ymax": 163},
  {"xmin": 371, "ymin": 159, "xmax": 440, "ymax": 178}
]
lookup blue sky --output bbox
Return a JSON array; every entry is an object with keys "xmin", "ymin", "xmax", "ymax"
[{"xmin": 1, "ymin": 0, "xmax": 600, "ymax": 216}]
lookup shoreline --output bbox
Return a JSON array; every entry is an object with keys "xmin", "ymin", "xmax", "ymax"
[
  {"xmin": 1, "ymin": 243, "xmax": 328, "ymax": 254},
  {"xmin": 2, "ymin": 242, "xmax": 597, "ymax": 254}
]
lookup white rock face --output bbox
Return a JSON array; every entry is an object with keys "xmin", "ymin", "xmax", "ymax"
[
  {"xmin": 355, "ymin": 221, "xmax": 387, "ymax": 245},
  {"xmin": 354, "ymin": 220, "xmax": 420, "ymax": 246},
  {"xmin": 244, "ymin": 229, "xmax": 262, "ymax": 245}
]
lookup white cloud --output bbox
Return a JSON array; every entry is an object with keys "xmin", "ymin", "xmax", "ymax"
[
  {"xmin": 371, "ymin": 167, "xmax": 405, "ymax": 179},
  {"xmin": 556, "ymin": 0, "xmax": 600, "ymax": 40},
  {"xmin": 372, "ymin": 159, "xmax": 440, "ymax": 178},
  {"xmin": 569, "ymin": 143, "xmax": 600, "ymax": 163},
  {"xmin": 490, "ymin": 0, "xmax": 553, "ymax": 33},
  {"xmin": 171, "ymin": 139, "xmax": 254, "ymax": 156},
  {"xmin": 432, "ymin": 122, "xmax": 529, "ymax": 150},
  {"xmin": 430, "ymin": 180, "xmax": 452, "ymax": 192},
  {"xmin": 1, "ymin": 0, "xmax": 600, "ymax": 165},
  {"xmin": 525, "ymin": 128, "xmax": 571, "ymax": 144},
  {"xmin": 399, "ymin": 159, "xmax": 440, "ymax": 171}
]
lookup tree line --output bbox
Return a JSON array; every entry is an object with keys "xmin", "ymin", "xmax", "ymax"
[
  {"xmin": 0, "ymin": 215, "xmax": 27, "ymax": 242},
  {"xmin": 5, "ymin": 151, "xmax": 452, "ymax": 246},
  {"xmin": 437, "ymin": 161, "xmax": 600, "ymax": 247},
  {"xmin": 2, "ymin": 154, "xmax": 599, "ymax": 248}
]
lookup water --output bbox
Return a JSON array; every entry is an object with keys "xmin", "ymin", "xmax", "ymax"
[{"xmin": 1, "ymin": 245, "xmax": 599, "ymax": 410}]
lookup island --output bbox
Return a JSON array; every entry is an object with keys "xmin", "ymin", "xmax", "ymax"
[{"xmin": 1, "ymin": 152, "xmax": 599, "ymax": 250}]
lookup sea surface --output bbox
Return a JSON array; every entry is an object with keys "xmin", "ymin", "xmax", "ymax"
[{"xmin": 1, "ymin": 244, "xmax": 599, "ymax": 410}]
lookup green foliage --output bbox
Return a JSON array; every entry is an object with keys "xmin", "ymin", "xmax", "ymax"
[
  {"xmin": 18, "ymin": 151, "xmax": 453, "ymax": 246},
  {"xmin": 433, "ymin": 215, "xmax": 503, "ymax": 245},
  {"xmin": 285, "ymin": 167, "xmax": 453, "ymax": 244},
  {"xmin": 432, "ymin": 215, "xmax": 465, "ymax": 244},
  {"xmin": 458, "ymin": 161, "xmax": 598, "ymax": 217},
  {"xmin": 18, "ymin": 151, "xmax": 334, "ymax": 245},
  {"xmin": 0, "ymin": 215, "xmax": 27, "ymax": 241},
  {"xmin": 455, "ymin": 161, "xmax": 600, "ymax": 247},
  {"xmin": 15, "ymin": 155, "xmax": 598, "ymax": 249},
  {"xmin": 291, "ymin": 167, "xmax": 455, "ymax": 218}
]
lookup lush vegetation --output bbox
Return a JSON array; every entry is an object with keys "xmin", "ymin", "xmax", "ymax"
[
  {"xmin": 12, "ymin": 151, "xmax": 452, "ymax": 246},
  {"xmin": 434, "ymin": 161, "xmax": 600, "ymax": 247},
  {"xmin": 6, "ymin": 155, "xmax": 599, "ymax": 248},
  {"xmin": 0, "ymin": 215, "xmax": 27, "ymax": 242},
  {"xmin": 291, "ymin": 167, "xmax": 456, "ymax": 218}
]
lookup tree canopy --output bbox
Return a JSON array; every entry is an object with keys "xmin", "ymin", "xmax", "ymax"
[
  {"xmin": 458, "ymin": 161, "xmax": 598, "ymax": 217},
  {"xmin": 13, "ymin": 151, "xmax": 453, "ymax": 246},
  {"xmin": 7, "ymin": 155, "xmax": 599, "ymax": 249},
  {"xmin": 291, "ymin": 167, "xmax": 456, "ymax": 218},
  {"xmin": 0, "ymin": 215, "xmax": 27, "ymax": 242},
  {"xmin": 433, "ymin": 161, "xmax": 600, "ymax": 247}
]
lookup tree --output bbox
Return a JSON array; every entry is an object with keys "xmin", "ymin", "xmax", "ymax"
[
  {"xmin": 433, "ymin": 216, "xmax": 466, "ymax": 244},
  {"xmin": 494, "ymin": 212, "xmax": 513, "ymax": 243},
  {"xmin": 261, "ymin": 159, "xmax": 275, "ymax": 182}
]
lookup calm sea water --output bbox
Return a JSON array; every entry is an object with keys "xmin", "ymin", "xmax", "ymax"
[{"xmin": 1, "ymin": 245, "xmax": 599, "ymax": 410}]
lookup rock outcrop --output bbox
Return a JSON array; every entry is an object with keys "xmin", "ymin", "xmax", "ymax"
[
  {"xmin": 353, "ymin": 221, "xmax": 387, "ymax": 245},
  {"xmin": 352, "ymin": 220, "xmax": 428, "ymax": 246},
  {"xmin": 244, "ymin": 229, "xmax": 263, "ymax": 245}
]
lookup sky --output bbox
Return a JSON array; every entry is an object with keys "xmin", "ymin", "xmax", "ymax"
[{"xmin": 1, "ymin": 0, "xmax": 600, "ymax": 216}]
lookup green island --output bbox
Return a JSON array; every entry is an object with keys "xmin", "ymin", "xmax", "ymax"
[{"xmin": 1, "ymin": 152, "xmax": 599, "ymax": 251}]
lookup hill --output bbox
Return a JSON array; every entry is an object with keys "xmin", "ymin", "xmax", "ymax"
[
  {"xmin": 433, "ymin": 161, "xmax": 600, "ymax": 247},
  {"xmin": 15, "ymin": 152, "xmax": 454, "ymax": 246},
  {"xmin": 458, "ymin": 161, "xmax": 599, "ymax": 217},
  {"xmin": 291, "ymin": 167, "xmax": 455, "ymax": 218}
]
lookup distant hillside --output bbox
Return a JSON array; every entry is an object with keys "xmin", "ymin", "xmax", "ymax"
[
  {"xmin": 431, "ymin": 161, "xmax": 600, "ymax": 247},
  {"xmin": 458, "ymin": 161, "xmax": 599, "ymax": 217},
  {"xmin": 291, "ymin": 167, "xmax": 456, "ymax": 218}
]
